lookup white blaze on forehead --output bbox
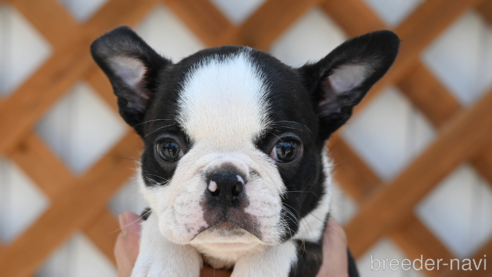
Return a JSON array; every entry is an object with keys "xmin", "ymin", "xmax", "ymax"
[{"xmin": 178, "ymin": 51, "xmax": 270, "ymax": 145}]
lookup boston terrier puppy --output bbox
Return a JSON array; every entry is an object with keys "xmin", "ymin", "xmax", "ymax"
[{"xmin": 91, "ymin": 26, "xmax": 399, "ymax": 277}]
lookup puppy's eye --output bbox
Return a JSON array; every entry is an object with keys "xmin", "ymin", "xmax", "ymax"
[
  {"xmin": 155, "ymin": 140, "xmax": 183, "ymax": 162},
  {"xmin": 270, "ymin": 140, "xmax": 300, "ymax": 163}
]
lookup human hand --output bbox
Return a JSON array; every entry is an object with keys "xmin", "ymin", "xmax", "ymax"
[{"xmin": 114, "ymin": 212, "xmax": 349, "ymax": 277}]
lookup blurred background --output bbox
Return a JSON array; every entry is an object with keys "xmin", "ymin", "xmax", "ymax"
[{"xmin": 0, "ymin": 0, "xmax": 491, "ymax": 276}]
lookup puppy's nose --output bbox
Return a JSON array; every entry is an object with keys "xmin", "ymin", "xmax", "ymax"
[{"xmin": 207, "ymin": 171, "xmax": 245, "ymax": 204}]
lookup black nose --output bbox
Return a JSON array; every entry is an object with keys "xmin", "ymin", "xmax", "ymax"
[{"xmin": 207, "ymin": 171, "xmax": 245, "ymax": 204}]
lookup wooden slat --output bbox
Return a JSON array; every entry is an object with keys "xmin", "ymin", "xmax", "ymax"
[
  {"xmin": 0, "ymin": 38, "xmax": 92, "ymax": 155},
  {"xmin": 329, "ymin": 135, "xmax": 454, "ymax": 276},
  {"xmin": 221, "ymin": 0, "xmax": 320, "ymax": 50},
  {"xmin": 358, "ymin": 0, "xmax": 484, "ymax": 114},
  {"xmin": 451, "ymin": 238, "xmax": 492, "ymax": 277},
  {"xmin": 390, "ymin": 215, "xmax": 454, "ymax": 265},
  {"xmin": 470, "ymin": 141, "xmax": 492, "ymax": 188},
  {"xmin": 322, "ymin": 0, "xmax": 473, "ymax": 119},
  {"xmin": 322, "ymin": 0, "xmax": 492, "ymax": 262},
  {"xmin": 85, "ymin": 68, "xmax": 120, "ymax": 113},
  {"xmin": 164, "ymin": 0, "xmax": 233, "ymax": 47},
  {"xmin": 390, "ymin": 216, "xmax": 454, "ymax": 277},
  {"xmin": 398, "ymin": 64, "xmax": 492, "ymax": 191},
  {"xmin": 0, "ymin": 0, "xmax": 157, "ymax": 157},
  {"xmin": 321, "ymin": 0, "xmax": 464, "ymax": 264},
  {"xmin": 10, "ymin": 132, "xmax": 121, "ymax": 264},
  {"xmin": 8, "ymin": 0, "xmax": 136, "ymax": 266},
  {"xmin": 10, "ymin": 134, "xmax": 73, "ymax": 198},
  {"xmin": 397, "ymin": 62, "xmax": 462, "ymax": 127},
  {"xmin": 347, "ymin": 88, "xmax": 492, "ymax": 258},
  {"xmin": 478, "ymin": 0, "xmax": 492, "ymax": 26},
  {"xmin": 320, "ymin": 0, "xmax": 386, "ymax": 36},
  {"xmin": 84, "ymin": 210, "xmax": 120, "ymax": 264},
  {"xmin": 10, "ymin": 0, "xmax": 79, "ymax": 48},
  {"xmin": 328, "ymin": 134, "xmax": 380, "ymax": 203},
  {"xmin": 0, "ymin": 132, "xmax": 142, "ymax": 277},
  {"xmin": 0, "ymin": 1, "xmax": 154, "ymax": 275}
]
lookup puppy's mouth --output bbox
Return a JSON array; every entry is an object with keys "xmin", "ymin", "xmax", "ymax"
[
  {"xmin": 193, "ymin": 214, "xmax": 261, "ymax": 240},
  {"xmin": 208, "ymin": 220, "xmax": 245, "ymax": 236},
  {"xmin": 214, "ymin": 220, "xmax": 238, "ymax": 231},
  {"xmin": 197, "ymin": 191, "xmax": 263, "ymax": 240}
]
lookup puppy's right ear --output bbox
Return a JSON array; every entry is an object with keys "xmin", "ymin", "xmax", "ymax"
[{"xmin": 90, "ymin": 26, "xmax": 171, "ymax": 136}]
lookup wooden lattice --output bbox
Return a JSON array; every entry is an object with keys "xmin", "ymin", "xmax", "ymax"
[{"xmin": 0, "ymin": 0, "xmax": 491, "ymax": 276}]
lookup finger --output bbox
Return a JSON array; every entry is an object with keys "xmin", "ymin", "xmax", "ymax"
[
  {"xmin": 115, "ymin": 212, "xmax": 143, "ymax": 277},
  {"xmin": 115, "ymin": 233, "xmax": 134, "ymax": 277},
  {"xmin": 317, "ymin": 218, "xmax": 349, "ymax": 277},
  {"xmin": 121, "ymin": 212, "xmax": 143, "ymax": 263}
]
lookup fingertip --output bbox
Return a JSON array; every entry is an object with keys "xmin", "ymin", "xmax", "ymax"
[
  {"xmin": 119, "ymin": 212, "xmax": 143, "ymax": 237},
  {"xmin": 325, "ymin": 218, "xmax": 347, "ymax": 245},
  {"xmin": 120, "ymin": 212, "xmax": 142, "ymax": 226},
  {"xmin": 317, "ymin": 218, "xmax": 349, "ymax": 277},
  {"xmin": 114, "ymin": 232, "xmax": 124, "ymax": 259}
]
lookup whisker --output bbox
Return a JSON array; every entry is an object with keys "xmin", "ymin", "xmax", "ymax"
[
  {"xmin": 304, "ymin": 219, "xmax": 315, "ymax": 241},
  {"xmin": 281, "ymin": 205, "xmax": 300, "ymax": 229},
  {"xmin": 286, "ymin": 190, "xmax": 319, "ymax": 198},
  {"xmin": 143, "ymin": 176, "xmax": 167, "ymax": 186},
  {"xmin": 109, "ymin": 209, "xmax": 151, "ymax": 234},
  {"xmin": 132, "ymin": 119, "xmax": 176, "ymax": 128},
  {"xmin": 269, "ymin": 124, "xmax": 305, "ymax": 134},
  {"xmin": 282, "ymin": 203, "xmax": 301, "ymax": 217},
  {"xmin": 143, "ymin": 123, "xmax": 178, "ymax": 139},
  {"xmin": 328, "ymin": 161, "xmax": 353, "ymax": 169},
  {"xmin": 272, "ymin": 120, "xmax": 313, "ymax": 135},
  {"xmin": 103, "ymin": 154, "xmax": 140, "ymax": 162},
  {"xmin": 308, "ymin": 213, "xmax": 325, "ymax": 224},
  {"xmin": 272, "ymin": 133, "xmax": 283, "ymax": 142},
  {"xmin": 144, "ymin": 173, "xmax": 170, "ymax": 182}
]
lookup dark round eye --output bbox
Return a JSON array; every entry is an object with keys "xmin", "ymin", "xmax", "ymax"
[
  {"xmin": 270, "ymin": 140, "xmax": 300, "ymax": 163},
  {"xmin": 155, "ymin": 140, "xmax": 183, "ymax": 162}
]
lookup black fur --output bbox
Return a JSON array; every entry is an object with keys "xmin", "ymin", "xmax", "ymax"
[
  {"xmin": 91, "ymin": 26, "xmax": 399, "ymax": 277},
  {"xmin": 289, "ymin": 240, "xmax": 323, "ymax": 277},
  {"xmin": 141, "ymin": 207, "xmax": 151, "ymax": 220},
  {"xmin": 90, "ymin": 26, "xmax": 172, "ymax": 136},
  {"xmin": 299, "ymin": 30, "xmax": 400, "ymax": 139},
  {"xmin": 348, "ymin": 249, "xmax": 360, "ymax": 277}
]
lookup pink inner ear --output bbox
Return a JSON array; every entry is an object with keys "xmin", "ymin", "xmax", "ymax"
[
  {"xmin": 110, "ymin": 56, "xmax": 149, "ymax": 98},
  {"xmin": 327, "ymin": 64, "xmax": 368, "ymax": 94}
]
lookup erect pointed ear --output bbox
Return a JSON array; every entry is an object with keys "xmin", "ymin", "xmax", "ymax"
[
  {"xmin": 90, "ymin": 26, "xmax": 171, "ymax": 136},
  {"xmin": 298, "ymin": 30, "xmax": 400, "ymax": 140}
]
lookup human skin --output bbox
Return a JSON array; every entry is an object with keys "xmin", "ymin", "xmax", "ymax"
[{"xmin": 115, "ymin": 212, "xmax": 349, "ymax": 277}]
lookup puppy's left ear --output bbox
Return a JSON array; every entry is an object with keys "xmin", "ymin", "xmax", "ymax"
[{"xmin": 298, "ymin": 30, "xmax": 399, "ymax": 140}]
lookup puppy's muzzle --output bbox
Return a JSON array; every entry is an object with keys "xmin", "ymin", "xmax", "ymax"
[{"xmin": 200, "ymin": 163, "xmax": 261, "ymax": 239}]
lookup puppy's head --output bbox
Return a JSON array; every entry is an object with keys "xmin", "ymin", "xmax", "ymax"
[{"xmin": 91, "ymin": 27, "xmax": 399, "ymax": 247}]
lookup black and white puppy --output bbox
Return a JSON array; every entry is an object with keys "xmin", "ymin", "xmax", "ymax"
[{"xmin": 91, "ymin": 26, "xmax": 399, "ymax": 277}]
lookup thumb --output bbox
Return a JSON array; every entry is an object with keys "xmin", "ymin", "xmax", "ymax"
[{"xmin": 117, "ymin": 212, "xmax": 142, "ymax": 266}]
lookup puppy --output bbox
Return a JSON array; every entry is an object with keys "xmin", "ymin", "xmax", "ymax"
[{"xmin": 91, "ymin": 26, "xmax": 399, "ymax": 277}]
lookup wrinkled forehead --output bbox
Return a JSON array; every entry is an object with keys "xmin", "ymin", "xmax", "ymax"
[{"xmin": 177, "ymin": 50, "xmax": 271, "ymax": 146}]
